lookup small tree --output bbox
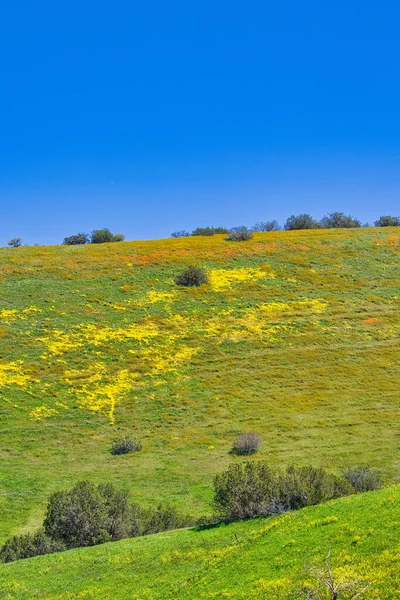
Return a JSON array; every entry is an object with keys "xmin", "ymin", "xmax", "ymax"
[
  {"xmin": 226, "ymin": 226, "xmax": 253, "ymax": 241},
  {"xmin": 295, "ymin": 552, "xmax": 370, "ymax": 599},
  {"xmin": 175, "ymin": 265, "xmax": 208, "ymax": 287},
  {"xmin": 343, "ymin": 466, "xmax": 382, "ymax": 492},
  {"xmin": 252, "ymin": 220, "xmax": 280, "ymax": 232},
  {"xmin": 284, "ymin": 214, "xmax": 320, "ymax": 230},
  {"xmin": 232, "ymin": 432, "xmax": 261, "ymax": 455},
  {"xmin": 374, "ymin": 215, "xmax": 400, "ymax": 227},
  {"xmin": 8, "ymin": 238, "xmax": 22, "ymax": 248},
  {"xmin": 63, "ymin": 233, "xmax": 89, "ymax": 245}
]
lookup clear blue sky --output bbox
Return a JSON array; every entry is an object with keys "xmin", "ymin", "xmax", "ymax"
[{"xmin": 1, "ymin": 0, "xmax": 399, "ymax": 245}]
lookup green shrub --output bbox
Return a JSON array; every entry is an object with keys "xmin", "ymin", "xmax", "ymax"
[
  {"xmin": 0, "ymin": 529, "xmax": 64, "ymax": 563},
  {"xmin": 284, "ymin": 214, "xmax": 320, "ymax": 230},
  {"xmin": 63, "ymin": 233, "xmax": 89, "ymax": 245},
  {"xmin": 232, "ymin": 432, "xmax": 261, "ymax": 455},
  {"xmin": 111, "ymin": 436, "xmax": 142, "ymax": 455},
  {"xmin": 343, "ymin": 466, "xmax": 383, "ymax": 492},
  {"xmin": 43, "ymin": 481, "xmax": 131, "ymax": 548},
  {"xmin": 225, "ymin": 226, "xmax": 253, "ymax": 241},
  {"xmin": 278, "ymin": 465, "xmax": 353, "ymax": 511},
  {"xmin": 213, "ymin": 462, "xmax": 353, "ymax": 521},
  {"xmin": 175, "ymin": 266, "xmax": 208, "ymax": 287}
]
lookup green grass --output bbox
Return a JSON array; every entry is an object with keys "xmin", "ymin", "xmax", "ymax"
[
  {"xmin": 0, "ymin": 227, "xmax": 399, "ymax": 543},
  {"xmin": 0, "ymin": 485, "xmax": 399, "ymax": 599}
]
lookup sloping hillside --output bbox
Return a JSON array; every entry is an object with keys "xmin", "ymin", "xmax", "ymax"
[
  {"xmin": 0, "ymin": 228, "xmax": 399, "ymax": 541},
  {"xmin": 0, "ymin": 485, "xmax": 399, "ymax": 599}
]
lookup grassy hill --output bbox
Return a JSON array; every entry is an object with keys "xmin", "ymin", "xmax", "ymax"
[
  {"xmin": 0, "ymin": 227, "xmax": 399, "ymax": 542},
  {"xmin": 0, "ymin": 485, "xmax": 399, "ymax": 599}
]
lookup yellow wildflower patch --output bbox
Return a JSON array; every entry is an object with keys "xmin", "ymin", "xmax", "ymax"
[
  {"xmin": 209, "ymin": 267, "xmax": 273, "ymax": 291},
  {"xmin": 30, "ymin": 405, "xmax": 58, "ymax": 420},
  {"xmin": 0, "ymin": 361, "xmax": 34, "ymax": 388}
]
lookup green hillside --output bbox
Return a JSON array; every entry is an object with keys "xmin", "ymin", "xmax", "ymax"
[
  {"xmin": 0, "ymin": 485, "xmax": 399, "ymax": 599},
  {"xmin": 0, "ymin": 227, "xmax": 399, "ymax": 542}
]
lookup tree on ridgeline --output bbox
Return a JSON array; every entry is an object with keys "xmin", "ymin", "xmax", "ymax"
[
  {"xmin": 251, "ymin": 220, "xmax": 280, "ymax": 232},
  {"xmin": 91, "ymin": 228, "xmax": 125, "ymax": 243},
  {"xmin": 320, "ymin": 212, "xmax": 361, "ymax": 228},
  {"xmin": 171, "ymin": 231, "xmax": 190, "ymax": 238},
  {"xmin": 284, "ymin": 214, "xmax": 320, "ymax": 230},
  {"xmin": 374, "ymin": 215, "xmax": 400, "ymax": 227},
  {"xmin": 63, "ymin": 233, "xmax": 90, "ymax": 245},
  {"xmin": 225, "ymin": 226, "xmax": 253, "ymax": 241},
  {"xmin": 7, "ymin": 238, "xmax": 22, "ymax": 247}
]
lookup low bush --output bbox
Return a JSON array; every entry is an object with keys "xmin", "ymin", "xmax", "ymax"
[
  {"xmin": 0, "ymin": 529, "xmax": 64, "ymax": 563},
  {"xmin": 225, "ymin": 226, "xmax": 253, "ymax": 241},
  {"xmin": 175, "ymin": 266, "xmax": 208, "ymax": 287},
  {"xmin": 111, "ymin": 436, "xmax": 142, "ymax": 455},
  {"xmin": 343, "ymin": 466, "xmax": 383, "ymax": 492},
  {"xmin": 140, "ymin": 504, "xmax": 195, "ymax": 535},
  {"xmin": 232, "ymin": 432, "xmax": 261, "ymax": 455},
  {"xmin": 192, "ymin": 226, "xmax": 228, "ymax": 236},
  {"xmin": 213, "ymin": 462, "xmax": 353, "ymax": 521}
]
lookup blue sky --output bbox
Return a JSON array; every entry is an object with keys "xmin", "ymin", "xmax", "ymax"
[{"xmin": 1, "ymin": 0, "xmax": 399, "ymax": 244}]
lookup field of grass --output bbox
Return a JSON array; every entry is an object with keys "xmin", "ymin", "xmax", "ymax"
[
  {"xmin": 0, "ymin": 485, "xmax": 399, "ymax": 599},
  {"xmin": 0, "ymin": 227, "xmax": 399, "ymax": 542}
]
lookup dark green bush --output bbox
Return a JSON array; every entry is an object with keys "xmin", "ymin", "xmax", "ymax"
[
  {"xmin": 91, "ymin": 228, "xmax": 125, "ymax": 243},
  {"xmin": 43, "ymin": 481, "xmax": 131, "ymax": 548},
  {"xmin": 278, "ymin": 465, "xmax": 353, "ymax": 511},
  {"xmin": 63, "ymin": 233, "xmax": 89, "ymax": 245},
  {"xmin": 374, "ymin": 215, "xmax": 400, "ymax": 227},
  {"xmin": 111, "ymin": 436, "xmax": 142, "ymax": 455},
  {"xmin": 320, "ymin": 212, "xmax": 361, "ymax": 228},
  {"xmin": 343, "ymin": 466, "xmax": 383, "ymax": 492},
  {"xmin": 284, "ymin": 214, "xmax": 320, "ymax": 230},
  {"xmin": 0, "ymin": 529, "xmax": 64, "ymax": 563},
  {"xmin": 213, "ymin": 462, "xmax": 353, "ymax": 521},
  {"xmin": 232, "ymin": 432, "xmax": 261, "ymax": 455},
  {"xmin": 225, "ymin": 226, "xmax": 253, "ymax": 241},
  {"xmin": 175, "ymin": 266, "xmax": 208, "ymax": 287}
]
